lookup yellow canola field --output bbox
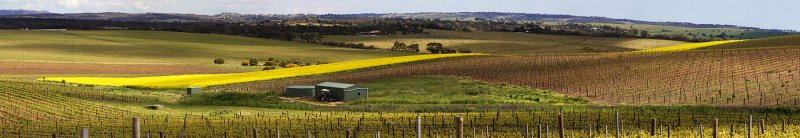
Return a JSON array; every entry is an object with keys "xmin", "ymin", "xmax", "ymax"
[
  {"xmin": 43, "ymin": 53, "xmax": 484, "ymax": 88},
  {"xmin": 635, "ymin": 40, "xmax": 744, "ymax": 53}
]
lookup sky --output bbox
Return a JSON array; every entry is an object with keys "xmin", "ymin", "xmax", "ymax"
[{"xmin": 1, "ymin": 0, "xmax": 797, "ymax": 30}]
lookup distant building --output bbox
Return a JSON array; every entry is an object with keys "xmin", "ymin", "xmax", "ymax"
[
  {"xmin": 186, "ymin": 87, "xmax": 201, "ymax": 95},
  {"xmin": 283, "ymin": 82, "xmax": 368, "ymax": 102},
  {"xmin": 358, "ymin": 30, "xmax": 381, "ymax": 36},
  {"xmin": 101, "ymin": 26, "xmax": 128, "ymax": 30},
  {"xmin": 34, "ymin": 29, "xmax": 68, "ymax": 31},
  {"xmin": 284, "ymin": 86, "xmax": 316, "ymax": 97}
]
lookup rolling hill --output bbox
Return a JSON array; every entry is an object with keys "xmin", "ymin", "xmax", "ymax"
[
  {"xmin": 0, "ymin": 30, "xmax": 408, "ymax": 65},
  {"xmin": 324, "ymin": 29, "xmax": 688, "ymax": 54},
  {"xmin": 699, "ymin": 35, "xmax": 800, "ymax": 50}
]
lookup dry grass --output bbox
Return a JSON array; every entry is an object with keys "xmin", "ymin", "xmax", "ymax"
[{"xmin": 324, "ymin": 29, "xmax": 688, "ymax": 54}]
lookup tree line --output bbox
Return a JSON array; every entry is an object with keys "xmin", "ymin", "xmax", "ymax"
[{"xmin": 0, "ymin": 17, "xmax": 738, "ymax": 44}]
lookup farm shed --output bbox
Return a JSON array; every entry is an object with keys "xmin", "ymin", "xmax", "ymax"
[
  {"xmin": 186, "ymin": 87, "xmax": 201, "ymax": 95},
  {"xmin": 283, "ymin": 86, "xmax": 316, "ymax": 97},
  {"xmin": 315, "ymin": 82, "xmax": 368, "ymax": 101}
]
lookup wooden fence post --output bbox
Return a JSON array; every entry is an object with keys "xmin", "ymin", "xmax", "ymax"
[
  {"xmin": 81, "ymin": 128, "xmax": 88, "ymax": 138},
  {"xmin": 782, "ymin": 118, "xmax": 786, "ymax": 133},
  {"xmin": 729, "ymin": 124, "xmax": 734, "ymax": 138},
  {"xmin": 699, "ymin": 123, "xmax": 704, "ymax": 138},
  {"xmin": 416, "ymin": 115, "xmax": 422, "ymax": 138},
  {"xmin": 455, "ymin": 116, "xmax": 463, "ymax": 138},
  {"xmin": 760, "ymin": 119, "xmax": 765, "ymax": 135},
  {"xmin": 524, "ymin": 125, "xmax": 529, "ymax": 138},
  {"xmin": 615, "ymin": 111, "xmax": 620, "ymax": 138},
  {"xmin": 650, "ymin": 118, "xmax": 656, "ymax": 136},
  {"xmin": 713, "ymin": 119, "xmax": 718, "ymax": 138},
  {"xmin": 558, "ymin": 113, "xmax": 565, "ymax": 138},
  {"xmin": 538, "ymin": 124, "xmax": 542, "ymax": 138},
  {"xmin": 252, "ymin": 128, "xmax": 259, "ymax": 138},
  {"xmin": 748, "ymin": 115, "xmax": 752, "ymax": 138},
  {"xmin": 133, "ymin": 117, "xmax": 140, "ymax": 138},
  {"xmin": 667, "ymin": 124, "xmax": 671, "ymax": 138}
]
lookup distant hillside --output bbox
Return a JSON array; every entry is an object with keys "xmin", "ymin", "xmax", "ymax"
[
  {"xmin": 324, "ymin": 29, "xmax": 688, "ymax": 54},
  {"xmin": 2, "ymin": 11, "xmax": 777, "ymax": 30},
  {"xmin": 379, "ymin": 12, "xmax": 761, "ymax": 29},
  {"xmin": 0, "ymin": 9, "xmax": 48, "ymax": 16},
  {"xmin": 699, "ymin": 35, "xmax": 800, "ymax": 50}
]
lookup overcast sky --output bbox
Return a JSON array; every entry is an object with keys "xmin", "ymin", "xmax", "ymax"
[{"xmin": 1, "ymin": 0, "xmax": 797, "ymax": 30}]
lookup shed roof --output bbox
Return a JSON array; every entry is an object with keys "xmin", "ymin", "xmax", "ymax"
[
  {"xmin": 316, "ymin": 82, "xmax": 355, "ymax": 88},
  {"xmin": 287, "ymin": 86, "xmax": 315, "ymax": 89}
]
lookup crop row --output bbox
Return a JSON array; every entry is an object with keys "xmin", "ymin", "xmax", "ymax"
[
  {"xmin": 213, "ymin": 47, "xmax": 800, "ymax": 107},
  {"xmin": 2, "ymin": 80, "xmax": 800, "ymax": 137}
]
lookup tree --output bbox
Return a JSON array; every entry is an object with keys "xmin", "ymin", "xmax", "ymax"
[
  {"xmin": 639, "ymin": 31, "xmax": 650, "ymax": 38},
  {"xmin": 213, "ymin": 58, "xmax": 225, "ymax": 64},
  {"xmin": 248, "ymin": 58, "xmax": 259, "ymax": 66},
  {"xmin": 408, "ymin": 44, "xmax": 420, "ymax": 53},
  {"xmin": 426, "ymin": 42, "xmax": 445, "ymax": 54},
  {"xmin": 391, "ymin": 41, "xmax": 407, "ymax": 51}
]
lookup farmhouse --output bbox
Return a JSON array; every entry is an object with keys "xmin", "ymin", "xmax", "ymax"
[{"xmin": 283, "ymin": 82, "xmax": 368, "ymax": 101}]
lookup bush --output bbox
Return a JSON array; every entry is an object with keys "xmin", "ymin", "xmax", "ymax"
[
  {"xmin": 241, "ymin": 60, "xmax": 250, "ymax": 66},
  {"xmin": 263, "ymin": 61, "xmax": 276, "ymax": 66},
  {"xmin": 248, "ymin": 58, "xmax": 259, "ymax": 66},
  {"xmin": 213, "ymin": 58, "xmax": 225, "ymax": 64},
  {"xmin": 262, "ymin": 66, "xmax": 276, "ymax": 70}
]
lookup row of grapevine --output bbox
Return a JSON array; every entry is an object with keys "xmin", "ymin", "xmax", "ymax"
[
  {"xmin": 212, "ymin": 47, "xmax": 800, "ymax": 107},
  {"xmin": 3, "ymin": 80, "xmax": 800, "ymax": 137}
]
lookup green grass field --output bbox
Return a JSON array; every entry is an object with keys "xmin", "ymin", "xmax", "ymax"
[
  {"xmin": 0, "ymin": 30, "xmax": 410, "ymax": 66},
  {"xmin": 324, "ymin": 29, "xmax": 688, "ymax": 54},
  {"xmin": 349, "ymin": 76, "xmax": 586, "ymax": 105}
]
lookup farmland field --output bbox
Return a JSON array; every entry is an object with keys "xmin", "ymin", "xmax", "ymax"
[
  {"xmin": 43, "ymin": 53, "xmax": 483, "ymax": 88},
  {"xmin": 0, "ymin": 30, "xmax": 410, "ymax": 70},
  {"xmin": 2, "ymin": 79, "xmax": 800, "ymax": 137},
  {"xmin": 1, "ymin": 9, "xmax": 799, "ymax": 138},
  {"xmin": 634, "ymin": 40, "xmax": 743, "ymax": 52},
  {"xmin": 324, "ymin": 29, "xmax": 688, "ymax": 54},
  {"xmin": 699, "ymin": 35, "xmax": 800, "ymax": 50},
  {"xmin": 215, "ymin": 47, "xmax": 800, "ymax": 107}
]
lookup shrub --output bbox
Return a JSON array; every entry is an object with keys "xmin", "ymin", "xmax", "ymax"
[
  {"xmin": 248, "ymin": 58, "xmax": 259, "ymax": 66},
  {"xmin": 263, "ymin": 61, "xmax": 276, "ymax": 66},
  {"xmin": 241, "ymin": 60, "xmax": 250, "ymax": 66},
  {"xmin": 213, "ymin": 58, "xmax": 225, "ymax": 64},
  {"xmin": 262, "ymin": 66, "xmax": 276, "ymax": 70}
]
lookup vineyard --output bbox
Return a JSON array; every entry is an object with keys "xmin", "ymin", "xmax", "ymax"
[
  {"xmin": 2, "ymin": 80, "xmax": 800, "ymax": 137},
  {"xmin": 213, "ymin": 47, "xmax": 800, "ymax": 107}
]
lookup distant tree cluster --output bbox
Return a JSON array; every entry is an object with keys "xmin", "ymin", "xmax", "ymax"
[
  {"xmin": 389, "ymin": 41, "xmax": 420, "ymax": 53},
  {"xmin": 235, "ymin": 57, "xmax": 329, "ymax": 70},
  {"xmin": 425, "ymin": 42, "xmax": 471, "ymax": 54},
  {"xmin": 0, "ymin": 17, "xmax": 758, "ymax": 44},
  {"xmin": 320, "ymin": 41, "xmax": 377, "ymax": 49}
]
